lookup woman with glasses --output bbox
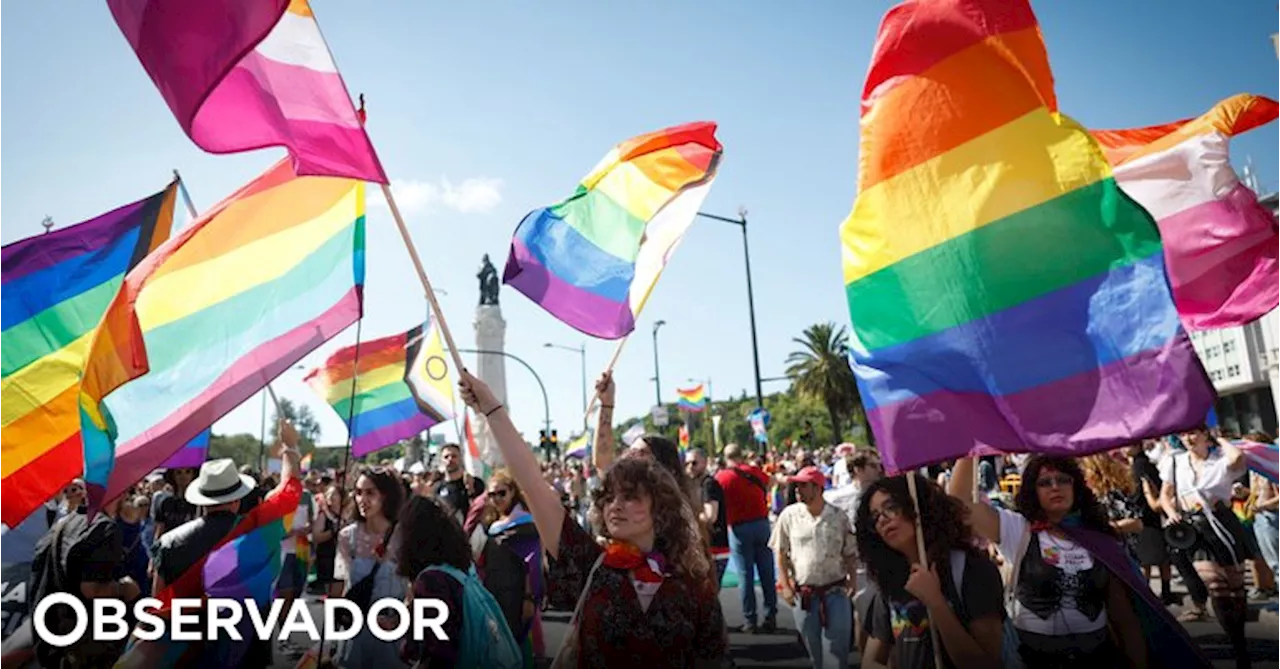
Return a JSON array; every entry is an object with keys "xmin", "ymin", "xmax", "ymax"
[
  {"xmin": 1159, "ymin": 426, "xmax": 1253, "ymax": 668},
  {"xmin": 476, "ymin": 469, "xmax": 545, "ymax": 665},
  {"xmin": 950, "ymin": 455, "xmax": 1208, "ymax": 668},
  {"xmin": 856, "ymin": 474, "xmax": 1004, "ymax": 669},
  {"xmin": 58, "ymin": 479, "xmax": 87, "ymax": 519}
]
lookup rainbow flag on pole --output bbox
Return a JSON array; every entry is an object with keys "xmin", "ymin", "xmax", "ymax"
[
  {"xmin": 840, "ymin": 0, "xmax": 1214, "ymax": 474},
  {"xmin": 108, "ymin": 0, "xmax": 386, "ymax": 183},
  {"xmin": 1, "ymin": 182, "xmax": 177, "ymax": 528},
  {"xmin": 79, "ymin": 159, "xmax": 366, "ymax": 508},
  {"xmin": 503, "ymin": 123, "xmax": 722, "ymax": 338},
  {"xmin": 676, "ymin": 384, "xmax": 707, "ymax": 412},
  {"xmin": 305, "ymin": 316, "xmax": 455, "ymax": 458},
  {"xmin": 1092, "ymin": 95, "xmax": 1279, "ymax": 330}
]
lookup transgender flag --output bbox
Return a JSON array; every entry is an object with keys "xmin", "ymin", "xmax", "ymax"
[
  {"xmin": 108, "ymin": 0, "xmax": 387, "ymax": 184},
  {"xmin": 1092, "ymin": 95, "xmax": 1278, "ymax": 330}
]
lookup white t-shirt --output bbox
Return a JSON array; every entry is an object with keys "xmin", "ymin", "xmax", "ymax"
[
  {"xmin": 997, "ymin": 508, "xmax": 1108, "ymax": 636},
  {"xmin": 832, "ymin": 458, "xmax": 851, "ymax": 489},
  {"xmin": 1159, "ymin": 451, "xmax": 1240, "ymax": 511},
  {"xmin": 823, "ymin": 481, "xmax": 863, "ymax": 531}
]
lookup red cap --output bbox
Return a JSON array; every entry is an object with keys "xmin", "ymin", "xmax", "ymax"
[{"xmin": 787, "ymin": 466, "xmax": 825, "ymax": 487}]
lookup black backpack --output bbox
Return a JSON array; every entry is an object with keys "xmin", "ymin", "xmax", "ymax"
[
  {"xmin": 28, "ymin": 514, "xmax": 89, "ymax": 666},
  {"xmin": 478, "ymin": 527, "xmax": 535, "ymax": 639}
]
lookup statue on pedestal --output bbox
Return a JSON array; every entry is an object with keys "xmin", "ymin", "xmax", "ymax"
[{"xmin": 478, "ymin": 254, "xmax": 500, "ymax": 306}]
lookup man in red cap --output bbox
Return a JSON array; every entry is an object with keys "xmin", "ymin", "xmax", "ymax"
[{"xmin": 770, "ymin": 466, "xmax": 857, "ymax": 668}]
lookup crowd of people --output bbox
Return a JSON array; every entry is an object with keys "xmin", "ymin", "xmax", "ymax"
[{"xmin": 1, "ymin": 368, "xmax": 1276, "ymax": 668}]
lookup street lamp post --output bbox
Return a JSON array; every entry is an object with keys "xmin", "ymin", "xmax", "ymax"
[
  {"xmin": 545, "ymin": 342, "xmax": 588, "ymax": 430},
  {"xmin": 696, "ymin": 208, "xmax": 764, "ymax": 409},
  {"xmin": 458, "ymin": 348, "xmax": 552, "ymax": 435},
  {"xmin": 652, "ymin": 320, "xmax": 667, "ymax": 406}
]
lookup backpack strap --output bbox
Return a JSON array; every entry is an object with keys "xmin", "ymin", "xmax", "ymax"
[{"xmin": 568, "ymin": 552, "xmax": 607, "ymax": 627}]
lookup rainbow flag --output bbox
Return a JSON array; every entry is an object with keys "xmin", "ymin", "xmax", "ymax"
[
  {"xmin": 1, "ymin": 182, "xmax": 177, "ymax": 529},
  {"xmin": 161, "ymin": 428, "xmax": 211, "ymax": 469},
  {"xmin": 503, "ymin": 123, "xmax": 722, "ymax": 338},
  {"xmin": 840, "ymin": 0, "xmax": 1215, "ymax": 474},
  {"xmin": 108, "ymin": 0, "xmax": 386, "ymax": 184},
  {"xmin": 113, "ymin": 478, "xmax": 302, "ymax": 668},
  {"xmin": 676, "ymin": 384, "xmax": 707, "ymax": 412},
  {"xmin": 79, "ymin": 158, "xmax": 366, "ymax": 508},
  {"xmin": 1092, "ymin": 95, "xmax": 1278, "ymax": 330},
  {"xmin": 305, "ymin": 316, "xmax": 454, "ymax": 458},
  {"xmin": 678, "ymin": 424, "xmax": 690, "ymax": 450},
  {"xmin": 300, "ymin": 452, "xmax": 313, "ymax": 472}
]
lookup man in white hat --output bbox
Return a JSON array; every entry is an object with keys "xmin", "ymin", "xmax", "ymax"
[{"xmin": 150, "ymin": 421, "xmax": 303, "ymax": 666}]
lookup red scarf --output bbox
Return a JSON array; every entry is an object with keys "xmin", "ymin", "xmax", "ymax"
[{"xmin": 602, "ymin": 541, "xmax": 667, "ymax": 583}]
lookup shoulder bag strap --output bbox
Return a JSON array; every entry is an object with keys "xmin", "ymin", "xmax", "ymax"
[
  {"xmin": 731, "ymin": 467, "xmax": 768, "ymax": 494},
  {"xmin": 550, "ymin": 552, "xmax": 607, "ymax": 669},
  {"xmin": 1004, "ymin": 516, "xmax": 1032, "ymax": 612}
]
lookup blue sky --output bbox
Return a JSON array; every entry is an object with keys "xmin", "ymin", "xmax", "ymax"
[{"xmin": 3, "ymin": 1, "xmax": 1277, "ymax": 452}]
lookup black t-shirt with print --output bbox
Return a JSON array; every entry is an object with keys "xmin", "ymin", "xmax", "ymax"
[
  {"xmin": 870, "ymin": 551, "xmax": 1004, "ymax": 669},
  {"xmin": 434, "ymin": 476, "xmax": 482, "ymax": 519}
]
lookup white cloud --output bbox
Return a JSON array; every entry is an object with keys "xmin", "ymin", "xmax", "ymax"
[{"xmin": 377, "ymin": 177, "xmax": 504, "ymax": 216}]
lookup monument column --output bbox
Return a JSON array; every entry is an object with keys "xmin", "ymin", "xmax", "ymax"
[{"xmin": 474, "ymin": 254, "xmax": 509, "ymax": 468}]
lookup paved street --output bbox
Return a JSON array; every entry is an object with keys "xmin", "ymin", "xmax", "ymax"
[{"xmin": 286, "ymin": 578, "xmax": 1278, "ymax": 668}]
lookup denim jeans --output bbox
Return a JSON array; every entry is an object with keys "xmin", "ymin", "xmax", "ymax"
[
  {"xmin": 729, "ymin": 517, "xmax": 777, "ymax": 624},
  {"xmin": 1254, "ymin": 509, "xmax": 1279, "ymax": 578},
  {"xmin": 791, "ymin": 589, "xmax": 851, "ymax": 669}
]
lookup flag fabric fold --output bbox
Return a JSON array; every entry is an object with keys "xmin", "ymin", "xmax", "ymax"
[
  {"xmin": 0, "ymin": 182, "xmax": 177, "ymax": 528},
  {"xmin": 1091, "ymin": 94, "xmax": 1279, "ymax": 330},
  {"xmin": 161, "ymin": 428, "xmax": 211, "ymax": 469},
  {"xmin": 305, "ymin": 315, "xmax": 455, "ymax": 458},
  {"xmin": 503, "ymin": 122, "xmax": 722, "ymax": 338},
  {"xmin": 79, "ymin": 159, "xmax": 366, "ymax": 508},
  {"xmin": 108, "ymin": 0, "xmax": 386, "ymax": 184},
  {"xmin": 676, "ymin": 384, "xmax": 707, "ymax": 412},
  {"xmin": 462, "ymin": 411, "xmax": 490, "ymax": 481},
  {"xmin": 1234, "ymin": 439, "xmax": 1279, "ymax": 482},
  {"xmin": 839, "ymin": 0, "xmax": 1215, "ymax": 474}
]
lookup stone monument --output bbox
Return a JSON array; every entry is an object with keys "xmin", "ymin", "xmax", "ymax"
[{"xmin": 474, "ymin": 254, "xmax": 508, "ymax": 467}]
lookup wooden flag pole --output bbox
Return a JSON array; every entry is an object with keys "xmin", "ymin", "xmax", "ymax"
[
  {"xmin": 905, "ymin": 473, "xmax": 946, "ymax": 669},
  {"xmin": 582, "ymin": 333, "xmax": 632, "ymax": 423}
]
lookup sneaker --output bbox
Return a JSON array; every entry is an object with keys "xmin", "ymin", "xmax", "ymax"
[
  {"xmin": 1248, "ymin": 587, "xmax": 1268, "ymax": 601},
  {"xmin": 733, "ymin": 622, "xmax": 758, "ymax": 634},
  {"xmin": 759, "ymin": 617, "xmax": 778, "ymax": 634}
]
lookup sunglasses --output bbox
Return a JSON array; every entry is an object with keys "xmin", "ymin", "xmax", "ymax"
[
  {"xmin": 1036, "ymin": 474, "xmax": 1074, "ymax": 489},
  {"xmin": 488, "ymin": 489, "xmax": 510, "ymax": 499},
  {"xmin": 64, "ymin": 486, "xmax": 84, "ymax": 495}
]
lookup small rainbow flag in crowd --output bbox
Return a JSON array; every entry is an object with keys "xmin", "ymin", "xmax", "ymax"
[
  {"xmin": 839, "ymin": 0, "xmax": 1214, "ymax": 474},
  {"xmin": 306, "ymin": 315, "xmax": 455, "ymax": 458},
  {"xmin": 677, "ymin": 384, "xmax": 707, "ymax": 412},
  {"xmin": 678, "ymin": 424, "xmax": 690, "ymax": 450},
  {"xmin": 1, "ymin": 181, "xmax": 177, "ymax": 528},
  {"xmin": 161, "ymin": 428, "xmax": 211, "ymax": 469},
  {"xmin": 1092, "ymin": 94, "xmax": 1278, "ymax": 330},
  {"xmin": 503, "ymin": 122, "xmax": 722, "ymax": 338},
  {"xmin": 79, "ymin": 158, "xmax": 366, "ymax": 509},
  {"xmin": 300, "ymin": 452, "xmax": 313, "ymax": 472},
  {"xmin": 108, "ymin": 0, "xmax": 386, "ymax": 184},
  {"xmin": 1234, "ymin": 440, "xmax": 1279, "ymax": 483}
]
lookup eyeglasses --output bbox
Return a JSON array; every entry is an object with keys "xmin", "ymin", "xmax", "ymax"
[
  {"xmin": 64, "ymin": 486, "xmax": 84, "ymax": 495},
  {"xmin": 869, "ymin": 500, "xmax": 904, "ymax": 527},
  {"xmin": 489, "ymin": 489, "xmax": 510, "ymax": 499},
  {"xmin": 1036, "ymin": 474, "xmax": 1074, "ymax": 489}
]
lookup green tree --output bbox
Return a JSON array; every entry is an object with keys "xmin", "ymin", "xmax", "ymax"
[
  {"xmin": 270, "ymin": 396, "xmax": 321, "ymax": 447},
  {"xmin": 785, "ymin": 322, "xmax": 865, "ymax": 443},
  {"xmin": 208, "ymin": 433, "xmax": 266, "ymax": 468}
]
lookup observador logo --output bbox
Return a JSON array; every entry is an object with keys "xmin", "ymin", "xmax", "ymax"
[{"xmin": 33, "ymin": 595, "xmax": 451, "ymax": 646}]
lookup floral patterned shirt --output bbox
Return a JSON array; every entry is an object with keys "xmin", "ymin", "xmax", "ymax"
[{"xmin": 545, "ymin": 513, "xmax": 727, "ymax": 667}]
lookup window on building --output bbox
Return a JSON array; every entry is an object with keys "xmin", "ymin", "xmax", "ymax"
[
  {"xmin": 1227, "ymin": 364, "xmax": 1241, "ymax": 377},
  {"xmin": 1224, "ymin": 341, "xmax": 1236, "ymax": 354}
]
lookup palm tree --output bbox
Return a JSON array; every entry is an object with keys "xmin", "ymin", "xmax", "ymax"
[{"xmin": 785, "ymin": 322, "xmax": 866, "ymax": 444}]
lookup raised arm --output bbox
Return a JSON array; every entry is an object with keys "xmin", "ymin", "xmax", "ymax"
[
  {"xmin": 1216, "ymin": 436, "xmax": 1246, "ymax": 471},
  {"xmin": 592, "ymin": 372, "xmax": 617, "ymax": 473},
  {"xmin": 946, "ymin": 458, "xmax": 1000, "ymax": 543},
  {"xmin": 459, "ymin": 370, "xmax": 568, "ymax": 557}
]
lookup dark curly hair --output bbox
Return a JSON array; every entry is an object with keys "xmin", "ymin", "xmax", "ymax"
[
  {"xmin": 346, "ymin": 467, "xmax": 404, "ymax": 526},
  {"xmin": 396, "ymin": 495, "xmax": 472, "ymax": 579},
  {"xmin": 854, "ymin": 473, "xmax": 976, "ymax": 600},
  {"xmin": 1014, "ymin": 455, "xmax": 1115, "ymax": 538},
  {"xmin": 588, "ymin": 456, "xmax": 710, "ymax": 582}
]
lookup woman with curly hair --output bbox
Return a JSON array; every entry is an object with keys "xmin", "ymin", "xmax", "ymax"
[
  {"xmin": 459, "ymin": 371, "xmax": 727, "ymax": 667},
  {"xmin": 1080, "ymin": 454, "xmax": 1145, "ymax": 556},
  {"xmin": 950, "ymin": 456, "xmax": 1208, "ymax": 668},
  {"xmin": 856, "ymin": 474, "xmax": 1004, "ymax": 669}
]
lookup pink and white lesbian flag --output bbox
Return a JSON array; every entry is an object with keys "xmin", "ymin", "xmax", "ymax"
[{"xmin": 1093, "ymin": 94, "xmax": 1278, "ymax": 330}]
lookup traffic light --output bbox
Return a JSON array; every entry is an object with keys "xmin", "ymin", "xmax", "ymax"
[{"xmin": 550, "ymin": 429, "xmax": 559, "ymax": 458}]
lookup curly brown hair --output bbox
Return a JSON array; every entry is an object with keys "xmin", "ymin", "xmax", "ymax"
[
  {"xmin": 588, "ymin": 457, "xmax": 710, "ymax": 582},
  {"xmin": 479, "ymin": 468, "xmax": 527, "ymax": 528},
  {"xmin": 1081, "ymin": 453, "xmax": 1135, "ymax": 496},
  {"xmin": 854, "ymin": 473, "xmax": 977, "ymax": 600}
]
